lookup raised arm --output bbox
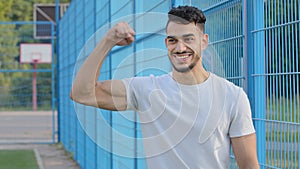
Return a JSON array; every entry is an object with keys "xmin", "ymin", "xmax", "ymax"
[{"xmin": 70, "ymin": 22, "xmax": 135, "ymax": 111}]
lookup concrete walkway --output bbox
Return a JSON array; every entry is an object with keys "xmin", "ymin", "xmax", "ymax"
[
  {"xmin": 0, "ymin": 111, "xmax": 81, "ymax": 168},
  {"xmin": 0, "ymin": 144, "xmax": 81, "ymax": 169}
]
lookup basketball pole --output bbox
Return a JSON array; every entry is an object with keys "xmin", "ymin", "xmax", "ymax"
[
  {"xmin": 32, "ymin": 61, "xmax": 37, "ymax": 111},
  {"xmin": 20, "ymin": 44, "xmax": 52, "ymax": 111}
]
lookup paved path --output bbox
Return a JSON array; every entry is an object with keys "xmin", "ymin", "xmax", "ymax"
[
  {"xmin": 0, "ymin": 144, "xmax": 81, "ymax": 169},
  {"xmin": 0, "ymin": 111, "xmax": 56, "ymax": 143}
]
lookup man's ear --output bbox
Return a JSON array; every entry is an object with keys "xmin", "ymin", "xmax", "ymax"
[{"xmin": 201, "ymin": 34, "xmax": 209, "ymax": 50}]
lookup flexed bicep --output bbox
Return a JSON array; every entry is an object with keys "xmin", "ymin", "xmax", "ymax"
[{"xmin": 95, "ymin": 80, "xmax": 127, "ymax": 111}]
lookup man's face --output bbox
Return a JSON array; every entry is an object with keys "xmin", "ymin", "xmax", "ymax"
[{"xmin": 165, "ymin": 21, "xmax": 207, "ymax": 73}]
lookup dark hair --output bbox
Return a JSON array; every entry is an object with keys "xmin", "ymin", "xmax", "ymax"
[{"xmin": 167, "ymin": 6, "xmax": 206, "ymax": 32}]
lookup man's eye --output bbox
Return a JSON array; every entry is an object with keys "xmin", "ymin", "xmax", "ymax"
[
  {"xmin": 184, "ymin": 37, "xmax": 194, "ymax": 42},
  {"xmin": 168, "ymin": 39, "xmax": 177, "ymax": 43}
]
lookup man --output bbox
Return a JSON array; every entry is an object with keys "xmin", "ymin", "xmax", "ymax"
[{"xmin": 71, "ymin": 6, "xmax": 259, "ymax": 169}]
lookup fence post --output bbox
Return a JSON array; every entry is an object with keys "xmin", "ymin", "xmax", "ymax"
[
  {"xmin": 55, "ymin": 0, "xmax": 60, "ymax": 143},
  {"xmin": 245, "ymin": 0, "xmax": 266, "ymax": 167},
  {"xmin": 51, "ymin": 22, "xmax": 56, "ymax": 143}
]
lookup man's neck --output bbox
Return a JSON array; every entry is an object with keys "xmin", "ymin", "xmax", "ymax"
[{"xmin": 172, "ymin": 65, "xmax": 209, "ymax": 85}]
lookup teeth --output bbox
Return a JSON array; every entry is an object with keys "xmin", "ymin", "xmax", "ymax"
[{"xmin": 176, "ymin": 55, "xmax": 190, "ymax": 59}]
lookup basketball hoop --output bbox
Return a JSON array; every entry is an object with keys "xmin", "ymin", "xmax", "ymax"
[{"xmin": 31, "ymin": 52, "xmax": 42, "ymax": 63}]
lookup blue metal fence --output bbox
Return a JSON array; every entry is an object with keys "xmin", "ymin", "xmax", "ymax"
[
  {"xmin": 58, "ymin": 0, "xmax": 299, "ymax": 168},
  {"xmin": 252, "ymin": 1, "xmax": 299, "ymax": 168}
]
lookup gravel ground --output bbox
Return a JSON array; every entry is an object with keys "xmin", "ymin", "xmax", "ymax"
[{"xmin": 0, "ymin": 143, "xmax": 81, "ymax": 169}]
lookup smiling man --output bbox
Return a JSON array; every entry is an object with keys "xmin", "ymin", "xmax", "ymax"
[{"xmin": 71, "ymin": 6, "xmax": 260, "ymax": 169}]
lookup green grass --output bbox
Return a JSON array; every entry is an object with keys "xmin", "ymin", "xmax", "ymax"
[{"xmin": 0, "ymin": 150, "xmax": 39, "ymax": 169}]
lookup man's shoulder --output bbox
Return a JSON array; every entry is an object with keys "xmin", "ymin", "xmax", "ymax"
[
  {"xmin": 211, "ymin": 73, "xmax": 244, "ymax": 96},
  {"xmin": 212, "ymin": 73, "xmax": 241, "ymax": 87}
]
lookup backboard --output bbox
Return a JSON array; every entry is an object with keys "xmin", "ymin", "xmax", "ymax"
[
  {"xmin": 20, "ymin": 43, "xmax": 52, "ymax": 64},
  {"xmin": 33, "ymin": 3, "xmax": 69, "ymax": 39}
]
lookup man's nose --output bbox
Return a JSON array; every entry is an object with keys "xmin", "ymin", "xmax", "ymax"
[{"xmin": 175, "ymin": 41, "xmax": 186, "ymax": 52}]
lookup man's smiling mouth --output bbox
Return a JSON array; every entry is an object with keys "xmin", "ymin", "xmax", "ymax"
[{"xmin": 173, "ymin": 52, "xmax": 193, "ymax": 61}]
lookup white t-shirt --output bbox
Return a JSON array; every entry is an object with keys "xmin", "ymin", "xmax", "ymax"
[{"xmin": 122, "ymin": 73, "xmax": 255, "ymax": 169}]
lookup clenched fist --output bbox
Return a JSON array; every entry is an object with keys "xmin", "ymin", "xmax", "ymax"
[{"xmin": 105, "ymin": 22, "xmax": 136, "ymax": 46}]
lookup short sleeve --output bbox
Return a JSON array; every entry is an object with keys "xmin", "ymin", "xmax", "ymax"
[
  {"xmin": 229, "ymin": 89, "xmax": 256, "ymax": 138},
  {"xmin": 122, "ymin": 78, "xmax": 138, "ymax": 111}
]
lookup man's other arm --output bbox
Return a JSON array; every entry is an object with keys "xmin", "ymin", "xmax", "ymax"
[{"xmin": 231, "ymin": 133, "xmax": 260, "ymax": 169}]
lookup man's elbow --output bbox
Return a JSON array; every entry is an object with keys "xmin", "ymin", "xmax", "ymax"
[
  {"xmin": 70, "ymin": 90, "xmax": 74, "ymax": 100},
  {"xmin": 70, "ymin": 89, "xmax": 84, "ymax": 103},
  {"xmin": 70, "ymin": 88, "xmax": 99, "ymax": 108},
  {"xmin": 70, "ymin": 88, "xmax": 84, "ymax": 103},
  {"xmin": 70, "ymin": 83, "xmax": 89, "ymax": 101}
]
